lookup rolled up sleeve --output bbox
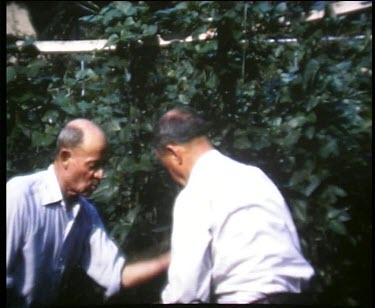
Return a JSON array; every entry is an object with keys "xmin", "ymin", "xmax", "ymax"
[{"xmin": 84, "ymin": 225, "xmax": 126, "ymax": 298}]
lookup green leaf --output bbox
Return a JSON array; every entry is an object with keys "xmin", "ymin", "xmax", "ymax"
[
  {"xmin": 52, "ymin": 94, "xmax": 70, "ymax": 106},
  {"xmin": 26, "ymin": 59, "xmax": 48, "ymax": 78},
  {"xmin": 31, "ymin": 131, "xmax": 55, "ymax": 148},
  {"xmin": 275, "ymin": 2, "xmax": 287, "ymax": 13},
  {"xmin": 336, "ymin": 60, "xmax": 352, "ymax": 71},
  {"xmin": 42, "ymin": 110, "xmax": 59, "ymax": 123},
  {"xmin": 280, "ymin": 73, "xmax": 297, "ymax": 84},
  {"xmin": 319, "ymin": 138, "xmax": 339, "ymax": 158},
  {"xmin": 115, "ymin": 1, "xmax": 137, "ymax": 16},
  {"xmin": 303, "ymin": 59, "xmax": 320, "ymax": 90},
  {"xmin": 103, "ymin": 9, "xmax": 122, "ymax": 25},
  {"xmin": 124, "ymin": 16, "xmax": 135, "ymax": 26},
  {"xmin": 125, "ymin": 204, "xmax": 142, "ymax": 224},
  {"xmin": 327, "ymin": 207, "xmax": 343, "ymax": 220},
  {"xmin": 233, "ymin": 135, "xmax": 251, "ymax": 150},
  {"xmin": 284, "ymin": 130, "xmax": 301, "ymax": 147},
  {"xmin": 107, "ymin": 33, "xmax": 120, "ymax": 45},
  {"xmin": 289, "ymin": 170, "xmax": 304, "ymax": 186},
  {"xmin": 304, "ymin": 175, "xmax": 321, "ymax": 197},
  {"xmin": 255, "ymin": 2, "xmax": 273, "ymax": 13},
  {"xmin": 142, "ymin": 24, "xmax": 158, "ymax": 36},
  {"xmin": 103, "ymin": 119, "xmax": 122, "ymax": 132},
  {"xmin": 305, "ymin": 126, "xmax": 315, "ymax": 139},
  {"xmin": 292, "ymin": 199, "xmax": 308, "ymax": 223},
  {"xmin": 91, "ymin": 178, "xmax": 119, "ymax": 204},
  {"xmin": 328, "ymin": 220, "xmax": 348, "ymax": 236},
  {"xmin": 306, "ymin": 97, "xmax": 320, "ymax": 112},
  {"xmin": 18, "ymin": 93, "xmax": 34, "ymax": 103},
  {"xmin": 77, "ymin": 101, "xmax": 90, "ymax": 112},
  {"xmin": 178, "ymin": 94, "xmax": 189, "ymax": 104},
  {"xmin": 79, "ymin": 15, "xmax": 95, "ymax": 22},
  {"xmin": 7, "ymin": 66, "xmax": 17, "ymax": 83},
  {"xmin": 330, "ymin": 185, "xmax": 348, "ymax": 198},
  {"xmin": 274, "ymin": 45, "xmax": 285, "ymax": 58},
  {"xmin": 75, "ymin": 68, "xmax": 99, "ymax": 81},
  {"xmin": 175, "ymin": 2, "xmax": 188, "ymax": 11}
]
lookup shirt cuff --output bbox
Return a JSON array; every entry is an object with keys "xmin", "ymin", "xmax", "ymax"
[{"xmin": 104, "ymin": 256, "xmax": 126, "ymax": 298}]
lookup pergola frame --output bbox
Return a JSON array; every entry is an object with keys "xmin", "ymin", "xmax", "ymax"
[{"xmin": 12, "ymin": 1, "xmax": 372, "ymax": 54}]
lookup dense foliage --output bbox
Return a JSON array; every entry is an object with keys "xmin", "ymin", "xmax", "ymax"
[{"xmin": 7, "ymin": 1, "xmax": 371, "ymax": 306}]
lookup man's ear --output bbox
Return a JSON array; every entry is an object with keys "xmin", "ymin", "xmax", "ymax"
[
  {"xmin": 59, "ymin": 148, "xmax": 72, "ymax": 168},
  {"xmin": 164, "ymin": 144, "xmax": 183, "ymax": 165}
]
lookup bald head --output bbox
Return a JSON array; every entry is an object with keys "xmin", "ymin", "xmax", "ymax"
[
  {"xmin": 56, "ymin": 119, "xmax": 106, "ymax": 156},
  {"xmin": 54, "ymin": 119, "xmax": 107, "ymax": 198}
]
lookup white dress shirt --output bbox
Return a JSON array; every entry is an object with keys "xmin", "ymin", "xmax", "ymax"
[
  {"xmin": 6, "ymin": 165, "xmax": 125, "ymax": 307},
  {"xmin": 162, "ymin": 150, "xmax": 315, "ymax": 303}
]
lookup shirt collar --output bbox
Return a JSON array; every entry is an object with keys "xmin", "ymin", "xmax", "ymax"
[
  {"xmin": 188, "ymin": 149, "xmax": 220, "ymax": 183},
  {"xmin": 40, "ymin": 164, "xmax": 64, "ymax": 206}
]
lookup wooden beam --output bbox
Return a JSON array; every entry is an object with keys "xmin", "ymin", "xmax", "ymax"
[
  {"xmin": 306, "ymin": 1, "xmax": 372, "ymax": 21},
  {"xmin": 157, "ymin": 28, "xmax": 217, "ymax": 47},
  {"xmin": 13, "ymin": 1, "xmax": 371, "ymax": 54},
  {"xmin": 15, "ymin": 29, "xmax": 217, "ymax": 53},
  {"xmin": 15, "ymin": 39, "xmax": 116, "ymax": 53}
]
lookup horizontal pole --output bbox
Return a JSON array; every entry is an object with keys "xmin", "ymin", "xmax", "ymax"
[
  {"xmin": 15, "ymin": 39, "xmax": 116, "ymax": 53},
  {"xmin": 306, "ymin": 1, "xmax": 372, "ymax": 21},
  {"xmin": 264, "ymin": 35, "xmax": 370, "ymax": 44},
  {"xmin": 13, "ymin": 1, "xmax": 371, "ymax": 54}
]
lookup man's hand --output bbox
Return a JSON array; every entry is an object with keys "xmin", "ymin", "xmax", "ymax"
[{"xmin": 121, "ymin": 252, "xmax": 170, "ymax": 289}]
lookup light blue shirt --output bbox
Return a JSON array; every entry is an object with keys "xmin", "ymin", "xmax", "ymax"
[
  {"xmin": 6, "ymin": 165, "xmax": 126, "ymax": 307},
  {"xmin": 162, "ymin": 150, "xmax": 315, "ymax": 303}
]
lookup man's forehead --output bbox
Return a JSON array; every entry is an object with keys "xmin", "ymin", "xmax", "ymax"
[{"xmin": 73, "ymin": 142, "xmax": 107, "ymax": 157}]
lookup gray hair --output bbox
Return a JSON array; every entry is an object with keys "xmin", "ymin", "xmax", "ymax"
[{"xmin": 56, "ymin": 125, "xmax": 84, "ymax": 153}]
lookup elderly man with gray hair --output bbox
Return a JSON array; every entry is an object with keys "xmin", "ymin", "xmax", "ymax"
[{"xmin": 7, "ymin": 118, "xmax": 170, "ymax": 307}]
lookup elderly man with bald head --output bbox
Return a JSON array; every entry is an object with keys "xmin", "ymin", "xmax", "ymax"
[{"xmin": 7, "ymin": 119, "xmax": 170, "ymax": 307}]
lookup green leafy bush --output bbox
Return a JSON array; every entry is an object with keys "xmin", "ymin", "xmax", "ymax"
[{"xmin": 7, "ymin": 1, "xmax": 371, "ymax": 305}]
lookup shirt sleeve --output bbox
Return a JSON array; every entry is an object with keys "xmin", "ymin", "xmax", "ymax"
[
  {"xmin": 162, "ymin": 193, "xmax": 212, "ymax": 303},
  {"xmin": 82, "ymin": 207, "xmax": 126, "ymax": 298}
]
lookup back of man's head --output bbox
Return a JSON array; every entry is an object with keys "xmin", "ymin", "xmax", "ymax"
[{"xmin": 152, "ymin": 107, "xmax": 209, "ymax": 151}]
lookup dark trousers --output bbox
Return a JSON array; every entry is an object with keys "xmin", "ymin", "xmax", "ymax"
[{"xmin": 251, "ymin": 292, "xmax": 314, "ymax": 304}]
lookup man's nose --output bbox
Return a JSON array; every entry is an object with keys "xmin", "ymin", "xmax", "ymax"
[{"xmin": 94, "ymin": 168, "xmax": 105, "ymax": 180}]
